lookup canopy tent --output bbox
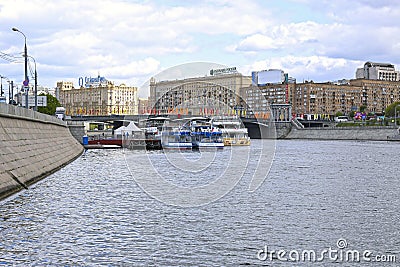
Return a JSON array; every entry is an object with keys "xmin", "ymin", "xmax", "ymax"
[{"xmin": 114, "ymin": 121, "xmax": 143, "ymax": 137}]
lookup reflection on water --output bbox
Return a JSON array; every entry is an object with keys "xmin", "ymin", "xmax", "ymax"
[{"xmin": 0, "ymin": 140, "xmax": 399, "ymax": 266}]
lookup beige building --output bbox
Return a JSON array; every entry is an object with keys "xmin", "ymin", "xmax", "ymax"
[
  {"xmin": 242, "ymin": 62, "xmax": 400, "ymax": 119},
  {"xmin": 241, "ymin": 83, "xmax": 295, "ymax": 118},
  {"xmin": 351, "ymin": 79, "xmax": 400, "ymax": 114},
  {"xmin": 149, "ymin": 69, "xmax": 252, "ymax": 115},
  {"xmin": 57, "ymin": 76, "xmax": 138, "ymax": 116},
  {"xmin": 291, "ymin": 81, "xmax": 362, "ymax": 117},
  {"xmin": 138, "ymin": 97, "xmax": 150, "ymax": 114},
  {"xmin": 292, "ymin": 79, "xmax": 400, "ymax": 116},
  {"xmin": 243, "ymin": 79, "xmax": 400, "ymax": 119}
]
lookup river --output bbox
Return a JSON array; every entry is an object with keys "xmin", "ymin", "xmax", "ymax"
[{"xmin": 0, "ymin": 140, "xmax": 399, "ymax": 266}]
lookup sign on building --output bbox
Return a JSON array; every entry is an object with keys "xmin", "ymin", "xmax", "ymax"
[
  {"xmin": 252, "ymin": 69, "xmax": 285, "ymax": 85},
  {"xmin": 21, "ymin": 95, "xmax": 47, "ymax": 107},
  {"xmin": 209, "ymin": 67, "xmax": 237, "ymax": 76}
]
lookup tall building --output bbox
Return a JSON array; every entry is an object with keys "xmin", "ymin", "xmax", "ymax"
[
  {"xmin": 356, "ymin": 62, "xmax": 400, "ymax": 81},
  {"xmin": 291, "ymin": 81, "xmax": 363, "ymax": 117},
  {"xmin": 149, "ymin": 68, "xmax": 252, "ymax": 115},
  {"xmin": 242, "ymin": 78, "xmax": 400, "ymax": 119},
  {"xmin": 138, "ymin": 97, "xmax": 150, "ymax": 114},
  {"xmin": 350, "ymin": 78, "xmax": 400, "ymax": 114},
  {"xmin": 57, "ymin": 76, "xmax": 138, "ymax": 116},
  {"xmin": 241, "ymin": 83, "xmax": 295, "ymax": 118}
]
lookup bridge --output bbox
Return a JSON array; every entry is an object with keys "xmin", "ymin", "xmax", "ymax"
[{"xmin": 67, "ymin": 114, "xmax": 279, "ymax": 139}]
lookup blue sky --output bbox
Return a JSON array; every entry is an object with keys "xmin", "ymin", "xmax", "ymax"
[{"xmin": 1, "ymin": 0, "xmax": 400, "ymax": 97}]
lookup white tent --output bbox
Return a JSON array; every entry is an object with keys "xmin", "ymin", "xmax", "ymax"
[{"xmin": 114, "ymin": 121, "xmax": 143, "ymax": 137}]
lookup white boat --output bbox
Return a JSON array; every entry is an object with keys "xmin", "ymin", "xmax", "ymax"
[
  {"xmin": 211, "ymin": 116, "xmax": 250, "ymax": 146},
  {"xmin": 161, "ymin": 127, "xmax": 192, "ymax": 149}
]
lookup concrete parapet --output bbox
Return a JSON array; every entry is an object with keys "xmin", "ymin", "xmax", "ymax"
[
  {"xmin": 0, "ymin": 103, "xmax": 83, "ymax": 200},
  {"xmin": 286, "ymin": 126, "xmax": 399, "ymax": 141}
]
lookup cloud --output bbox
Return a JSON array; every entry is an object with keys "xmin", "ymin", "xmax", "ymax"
[
  {"xmin": 1, "ymin": 0, "xmax": 400, "ymax": 90},
  {"xmin": 240, "ymin": 56, "xmax": 364, "ymax": 82},
  {"xmin": 232, "ymin": 18, "xmax": 400, "ymax": 63},
  {"xmin": 0, "ymin": 0, "xmax": 273, "ymax": 88}
]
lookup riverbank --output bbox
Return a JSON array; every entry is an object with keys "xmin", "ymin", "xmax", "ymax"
[{"xmin": 0, "ymin": 103, "xmax": 84, "ymax": 200}]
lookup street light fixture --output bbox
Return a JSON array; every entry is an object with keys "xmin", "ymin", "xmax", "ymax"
[
  {"xmin": 0, "ymin": 75, "xmax": 4, "ymax": 97},
  {"xmin": 12, "ymin": 27, "xmax": 29, "ymax": 109}
]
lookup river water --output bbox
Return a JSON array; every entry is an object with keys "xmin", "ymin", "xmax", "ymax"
[{"xmin": 0, "ymin": 140, "xmax": 399, "ymax": 266}]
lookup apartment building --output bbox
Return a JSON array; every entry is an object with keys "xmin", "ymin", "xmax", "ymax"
[{"xmin": 57, "ymin": 76, "xmax": 138, "ymax": 116}]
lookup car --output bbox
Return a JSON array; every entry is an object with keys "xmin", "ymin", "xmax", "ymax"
[{"xmin": 334, "ymin": 116, "xmax": 349, "ymax": 122}]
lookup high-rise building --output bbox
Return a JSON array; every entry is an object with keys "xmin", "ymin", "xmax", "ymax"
[{"xmin": 356, "ymin": 62, "xmax": 400, "ymax": 81}]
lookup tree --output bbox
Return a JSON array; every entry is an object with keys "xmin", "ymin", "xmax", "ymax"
[
  {"xmin": 37, "ymin": 93, "xmax": 61, "ymax": 115},
  {"xmin": 359, "ymin": 105, "xmax": 367, "ymax": 113},
  {"xmin": 385, "ymin": 101, "xmax": 400, "ymax": 117},
  {"xmin": 335, "ymin": 111, "xmax": 343, "ymax": 117}
]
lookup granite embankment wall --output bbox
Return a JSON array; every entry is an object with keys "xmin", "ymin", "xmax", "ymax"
[
  {"xmin": 0, "ymin": 103, "xmax": 84, "ymax": 200},
  {"xmin": 285, "ymin": 126, "xmax": 398, "ymax": 141}
]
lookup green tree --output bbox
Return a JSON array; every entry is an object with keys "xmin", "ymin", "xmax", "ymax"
[
  {"xmin": 37, "ymin": 93, "xmax": 61, "ymax": 115},
  {"xmin": 335, "ymin": 111, "xmax": 343, "ymax": 117},
  {"xmin": 385, "ymin": 101, "xmax": 400, "ymax": 117},
  {"xmin": 359, "ymin": 105, "xmax": 367, "ymax": 113}
]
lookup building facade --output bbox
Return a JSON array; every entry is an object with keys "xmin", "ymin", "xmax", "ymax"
[
  {"xmin": 149, "ymin": 69, "xmax": 252, "ymax": 116},
  {"xmin": 291, "ymin": 81, "xmax": 363, "ymax": 117},
  {"xmin": 243, "ymin": 79, "xmax": 400, "ymax": 119},
  {"xmin": 57, "ymin": 76, "xmax": 138, "ymax": 116},
  {"xmin": 356, "ymin": 62, "xmax": 400, "ymax": 81},
  {"xmin": 240, "ymin": 83, "xmax": 295, "ymax": 119},
  {"xmin": 350, "ymin": 79, "xmax": 400, "ymax": 114},
  {"xmin": 241, "ymin": 62, "xmax": 400, "ymax": 119},
  {"xmin": 138, "ymin": 97, "xmax": 150, "ymax": 114}
]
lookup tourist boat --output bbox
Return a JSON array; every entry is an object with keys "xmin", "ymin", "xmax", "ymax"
[
  {"xmin": 161, "ymin": 127, "xmax": 192, "ymax": 149},
  {"xmin": 211, "ymin": 116, "xmax": 251, "ymax": 146},
  {"xmin": 141, "ymin": 117, "xmax": 170, "ymax": 149},
  {"xmin": 189, "ymin": 118, "xmax": 224, "ymax": 149}
]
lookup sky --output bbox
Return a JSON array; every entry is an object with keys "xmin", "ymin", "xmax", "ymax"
[{"xmin": 1, "ymin": 0, "xmax": 400, "ymax": 97}]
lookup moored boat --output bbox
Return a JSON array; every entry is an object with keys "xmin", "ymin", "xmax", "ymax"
[
  {"xmin": 211, "ymin": 116, "xmax": 250, "ymax": 146},
  {"xmin": 141, "ymin": 117, "xmax": 170, "ymax": 149},
  {"xmin": 161, "ymin": 127, "xmax": 192, "ymax": 149},
  {"xmin": 189, "ymin": 118, "xmax": 224, "ymax": 149}
]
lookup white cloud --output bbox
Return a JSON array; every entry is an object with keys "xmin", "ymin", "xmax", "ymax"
[
  {"xmin": 101, "ymin": 57, "xmax": 161, "ymax": 79},
  {"xmin": 240, "ymin": 56, "xmax": 364, "ymax": 82},
  {"xmin": 1, "ymin": 0, "xmax": 400, "ymax": 90}
]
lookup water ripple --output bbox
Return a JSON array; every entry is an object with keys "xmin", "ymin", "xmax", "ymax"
[{"xmin": 0, "ymin": 140, "xmax": 399, "ymax": 266}]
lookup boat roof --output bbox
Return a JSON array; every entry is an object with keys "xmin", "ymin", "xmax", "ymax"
[
  {"xmin": 145, "ymin": 117, "xmax": 171, "ymax": 121},
  {"xmin": 186, "ymin": 116, "xmax": 210, "ymax": 121}
]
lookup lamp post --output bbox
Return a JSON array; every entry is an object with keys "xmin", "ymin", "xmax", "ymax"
[
  {"xmin": 0, "ymin": 75, "xmax": 3, "ymax": 97},
  {"xmin": 12, "ymin": 27, "xmax": 29, "ymax": 109}
]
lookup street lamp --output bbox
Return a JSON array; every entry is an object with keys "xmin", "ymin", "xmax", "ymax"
[
  {"xmin": 0, "ymin": 75, "xmax": 4, "ymax": 97},
  {"xmin": 12, "ymin": 27, "xmax": 29, "ymax": 109}
]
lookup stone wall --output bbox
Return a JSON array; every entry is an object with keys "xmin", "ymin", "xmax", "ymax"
[
  {"xmin": 286, "ymin": 126, "xmax": 398, "ymax": 141},
  {"xmin": 0, "ymin": 103, "xmax": 84, "ymax": 200},
  {"xmin": 67, "ymin": 121, "xmax": 86, "ymax": 144}
]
